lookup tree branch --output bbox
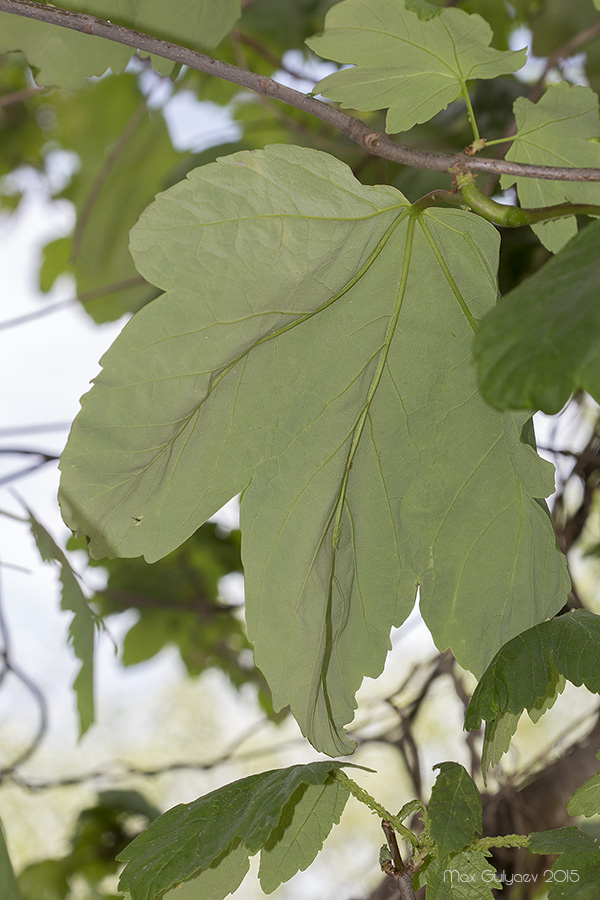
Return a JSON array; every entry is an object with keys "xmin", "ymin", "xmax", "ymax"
[{"xmin": 3, "ymin": 0, "xmax": 600, "ymax": 181}]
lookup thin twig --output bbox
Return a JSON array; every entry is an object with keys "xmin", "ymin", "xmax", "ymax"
[
  {"xmin": 381, "ymin": 821, "xmax": 416, "ymax": 900},
  {"xmin": 0, "ymin": 275, "xmax": 146, "ymax": 332},
  {"xmin": 0, "ymin": 458, "xmax": 57, "ymax": 486},
  {"xmin": 0, "ymin": 84, "xmax": 45, "ymax": 106},
  {"xmin": 529, "ymin": 19, "xmax": 600, "ymax": 103},
  {"xmin": 2, "ymin": 0, "xmax": 600, "ymax": 181},
  {"xmin": 0, "ymin": 423, "xmax": 71, "ymax": 437}
]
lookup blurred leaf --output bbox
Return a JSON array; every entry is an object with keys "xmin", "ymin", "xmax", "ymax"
[
  {"xmin": 0, "ymin": 0, "xmax": 243, "ymax": 88},
  {"xmin": 18, "ymin": 791, "xmax": 159, "ymax": 900},
  {"xmin": 118, "ymin": 762, "xmax": 350, "ymax": 900},
  {"xmin": 428, "ymin": 763, "xmax": 482, "ymax": 858},
  {"xmin": 39, "ymin": 74, "xmax": 182, "ymax": 322},
  {"xmin": 475, "ymin": 218, "xmax": 600, "ymax": 413},
  {"xmin": 69, "ymin": 524, "xmax": 281, "ymax": 717},
  {"xmin": 0, "ymin": 819, "xmax": 21, "ymax": 900},
  {"xmin": 29, "ymin": 511, "xmax": 100, "ymax": 735},
  {"xmin": 307, "ymin": 0, "xmax": 525, "ymax": 133}
]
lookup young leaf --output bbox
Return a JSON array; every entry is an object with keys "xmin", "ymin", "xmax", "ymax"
[
  {"xmin": 428, "ymin": 763, "xmax": 482, "ymax": 858},
  {"xmin": 28, "ymin": 512, "xmax": 100, "ymax": 735},
  {"xmin": 59, "ymin": 145, "xmax": 569, "ymax": 756},
  {"xmin": 0, "ymin": 819, "xmax": 21, "ymax": 900},
  {"xmin": 502, "ymin": 83, "xmax": 600, "ymax": 253},
  {"xmin": 0, "ymin": 0, "xmax": 242, "ymax": 88},
  {"xmin": 420, "ymin": 847, "xmax": 498, "ymax": 899},
  {"xmin": 117, "ymin": 762, "xmax": 349, "ymax": 900},
  {"xmin": 567, "ymin": 753, "xmax": 600, "ymax": 818},
  {"xmin": 306, "ymin": 0, "xmax": 525, "ymax": 133},
  {"xmin": 465, "ymin": 610, "xmax": 600, "ymax": 772},
  {"xmin": 475, "ymin": 218, "xmax": 600, "ymax": 413}
]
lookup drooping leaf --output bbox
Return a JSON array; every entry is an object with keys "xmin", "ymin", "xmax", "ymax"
[
  {"xmin": 29, "ymin": 511, "xmax": 100, "ymax": 734},
  {"xmin": 117, "ymin": 762, "xmax": 349, "ymax": 900},
  {"xmin": 59, "ymin": 145, "xmax": 569, "ymax": 756},
  {"xmin": 567, "ymin": 753, "xmax": 600, "ymax": 818},
  {"xmin": 475, "ymin": 218, "xmax": 600, "ymax": 413},
  {"xmin": 420, "ymin": 847, "xmax": 498, "ymax": 899},
  {"xmin": 0, "ymin": 819, "xmax": 21, "ymax": 900},
  {"xmin": 501, "ymin": 83, "xmax": 600, "ymax": 253},
  {"xmin": 428, "ymin": 763, "xmax": 482, "ymax": 858},
  {"xmin": 306, "ymin": 0, "xmax": 525, "ymax": 133},
  {"xmin": 465, "ymin": 610, "xmax": 600, "ymax": 772},
  {"xmin": 258, "ymin": 779, "xmax": 347, "ymax": 893},
  {"xmin": 0, "ymin": 0, "xmax": 242, "ymax": 88},
  {"xmin": 68, "ymin": 525, "xmax": 281, "ymax": 719}
]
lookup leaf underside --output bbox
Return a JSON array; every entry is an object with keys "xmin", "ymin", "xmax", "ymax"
[
  {"xmin": 117, "ymin": 761, "xmax": 348, "ymax": 900},
  {"xmin": 59, "ymin": 144, "xmax": 568, "ymax": 756},
  {"xmin": 306, "ymin": 0, "xmax": 525, "ymax": 133},
  {"xmin": 0, "ymin": 0, "xmax": 242, "ymax": 88},
  {"xmin": 502, "ymin": 83, "xmax": 600, "ymax": 253},
  {"xmin": 465, "ymin": 609, "xmax": 600, "ymax": 772},
  {"xmin": 475, "ymin": 217, "xmax": 600, "ymax": 414}
]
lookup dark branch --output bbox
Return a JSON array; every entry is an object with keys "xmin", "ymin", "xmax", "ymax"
[{"xmin": 2, "ymin": 0, "xmax": 600, "ymax": 181}]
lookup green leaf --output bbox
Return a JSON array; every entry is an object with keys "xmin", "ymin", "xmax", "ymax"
[
  {"xmin": 117, "ymin": 762, "xmax": 349, "ymax": 900},
  {"xmin": 529, "ymin": 827, "xmax": 600, "ymax": 900},
  {"xmin": 428, "ymin": 763, "xmax": 482, "ymax": 857},
  {"xmin": 258, "ymin": 779, "xmax": 348, "ymax": 892},
  {"xmin": 162, "ymin": 841, "xmax": 250, "ymax": 900},
  {"xmin": 567, "ymin": 753, "xmax": 600, "ymax": 818},
  {"xmin": 60, "ymin": 145, "xmax": 569, "ymax": 756},
  {"xmin": 465, "ymin": 610, "xmax": 600, "ymax": 772},
  {"xmin": 422, "ymin": 847, "xmax": 498, "ymax": 899},
  {"xmin": 306, "ymin": 0, "xmax": 525, "ymax": 133},
  {"xmin": 0, "ymin": 820, "xmax": 21, "ymax": 900},
  {"xmin": 475, "ymin": 218, "xmax": 600, "ymax": 413},
  {"xmin": 502, "ymin": 83, "xmax": 600, "ymax": 253},
  {"xmin": 29, "ymin": 511, "xmax": 99, "ymax": 734},
  {"xmin": 529, "ymin": 826, "xmax": 598, "ymax": 855},
  {"xmin": 0, "ymin": 0, "xmax": 242, "ymax": 88}
]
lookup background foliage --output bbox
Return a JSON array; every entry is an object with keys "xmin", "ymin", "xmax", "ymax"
[{"xmin": 1, "ymin": 1, "xmax": 600, "ymax": 899}]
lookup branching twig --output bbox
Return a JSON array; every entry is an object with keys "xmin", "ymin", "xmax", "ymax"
[{"xmin": 2, "ymin": 0, "xmax": 600, "ymax": 181}]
